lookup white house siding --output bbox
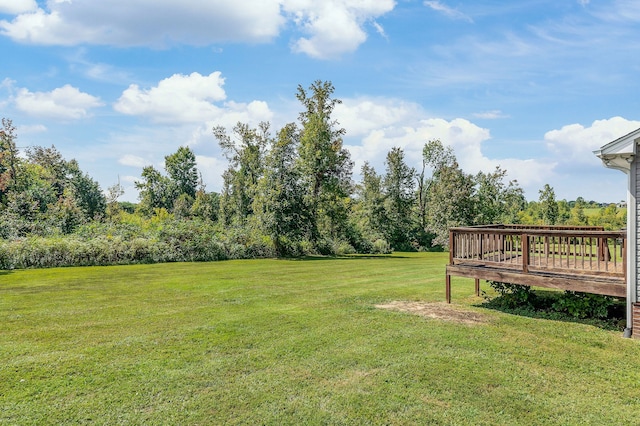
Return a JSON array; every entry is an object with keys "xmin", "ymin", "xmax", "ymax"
[{"xmin": 635, "ymin": 158, "xmax": 640, "ymax": 303}]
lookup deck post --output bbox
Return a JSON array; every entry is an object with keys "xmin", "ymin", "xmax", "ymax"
[
  {"xmin": 598, "ymin": 238, "xmax": 610, "ymax": 261},
  {"xmin": 447, "ymin": 229, "xmax": 454, "ymax": 304},
  {"xmin": 449, "ymin": 229, "xmax": 454, "ymax": 265},
  {"xmin": 475, "ymin": 278, "xmax": 480, "ymax": 296},
  {"xmin": 521, "ymin": 233, "xmax": 529, "ymax": 273},
  {"xmin": 446, "ymin": 274, "xmax": 451, "ymax": 303}
]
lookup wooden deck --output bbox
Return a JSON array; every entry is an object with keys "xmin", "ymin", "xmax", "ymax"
[{"xmin": 446, "ymin": 225, "xmax": 627, "ymax": 301}]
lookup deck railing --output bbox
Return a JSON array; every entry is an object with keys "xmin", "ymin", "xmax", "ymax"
[{"xmin": 449, "ymin": 225, "xmax": 626, "ymax": 278}]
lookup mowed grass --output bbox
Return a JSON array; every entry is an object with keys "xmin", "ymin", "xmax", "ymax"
[{"xmin": 2, "ymin": 253, "xmax": 640, "ymax": 425}]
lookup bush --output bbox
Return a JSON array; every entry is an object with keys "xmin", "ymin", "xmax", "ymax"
[
  {"xmin": 372, "ymin": 239, "xmax": 391, "ymax": 254},
  {"xmin": 552, "ymin": 291, "xmax": 613, "ymax": 319},
  {"xmin": 484, "ymin": 281, "xmax": 622, "ymax": 324},
  {"xmin": 486, "ymin": 281, "xmax": 536, "ymax": 309}
]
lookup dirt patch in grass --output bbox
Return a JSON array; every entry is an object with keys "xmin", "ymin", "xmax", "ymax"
[{"xmin": 375, "ymin": 301, "xmax": 490, "ymax": 325}]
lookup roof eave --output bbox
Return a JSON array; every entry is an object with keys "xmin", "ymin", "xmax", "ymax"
[{"xmin": 595, "ymin": 127, "xmax": 640, "ymax": 173}]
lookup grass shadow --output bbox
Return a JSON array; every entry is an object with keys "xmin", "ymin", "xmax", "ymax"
[
  {"xmin": 473, "ymin": 290, "xmax": 626, "ymax": 332},
  {"xmin": 281, "ymin": 254, "xmax": 408, "ymax": 261}
]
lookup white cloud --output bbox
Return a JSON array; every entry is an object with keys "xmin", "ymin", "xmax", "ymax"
[
  {"xmin": 0, "ymin": 0, "xmax": 395, "ymax": 58},
  {"xmin": 66, "ymin": 48, "xmax": 133, "ymax": 85},
  {"xmin": 14, "ymin": 84, "xmax": 103, "ymax": 119},
  {"xmin": 424, "ymin": 1, "xmax": 473, "ymax": 22},
  {"xmin": 338, "ymin": 97, "xmax": 552, "ymax": 189},
  {"xmin": 472, "ymin": 110, "xmax": 509, "ymax": 119},
  {"xmin": 118, "ymin": 154, "xmax": 147, "ymax": 168},
  {"xmin": 0, "ymin": 1, "xmax": 284, "ymax": 47},
  {"xmin": 335, "ymin": 97, "xmax": 423, "ymax": 136},
  {"xmin": 114, "ymin": 72, "xmax": 227, "ymax": 123},
  {"xmin": 372, "ymin": 21, "xmax": 388, "ymax": 40},
  {"xmin": 278, "ymin": 0, "xmax": 395, "ymax": 59},
  {"xmin": 596, "ymin": 0, "xmax": 640, "ymax": 22},
  {"xmin": 545, "ymin": 116, "xmax": 640, "ymax": 163},
  {"xmin": 17, "ymin": 124, "xmax": 47, "ymax": 134},
  {"xmin": 114, "ymin": 71, "xmax": 273, "ymax": 127},
  {"xmin": 0, "ymin": 0, "xmax": 37, "ymax": 14}
]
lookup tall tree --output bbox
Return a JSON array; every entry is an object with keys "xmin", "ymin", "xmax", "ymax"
[
  {"xmin": 538, "ymin": 184, "xmax": 559, "ymax": 225},
  {"xmin": 164, "ymin": 146, "xmax": 198, "ymax": 199},
  {"xmin": 473, "ymin": 166, "xmax": 525, "ymax": 225},
  {"xmin": 135, "ymin": 166, "xmax": 175, "ymax": 214},
  {"xmin": 0, "ymin": 118, "xmax": 19, "ymax": 198},
  {"xmin": 356, "ymin": 161, "xmax": 386, "ymax": 238},
  {"xmin": 25, "ymin": 145, "xmax": 106, "ymax": 223},
  {"xmin": 106, "ymin": 180, "xmax": 125, "ymax": 219},
  {"xmin": 296, "ymin": 80, "xmax": 353, "ymax": 241},
  {"xmin": 135, "ymin": 146, "xmax": 200, "ymax": 216},
  {"xmin": 213, "ymin": 122, "xmax": 269, "ymax": 225},
  {"xmin": 67, "ymin": 161, "xmax": 106, "ymax": 220},
  {"xmin": 253, "ymin": 123, "xmax": 309, "ymax": 255},
  {"xmin": 26, "ymin": 145, "xmax": 69, "ymax": 199},
  {"xmin": 423, "ymin": 140, "xmax": 474, "ymax": 248},
  {"xmin": 382, "ymin": 147, "xmax": 416, "ymax": 250}
]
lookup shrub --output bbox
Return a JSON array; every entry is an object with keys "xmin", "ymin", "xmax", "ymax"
[
  {"xmin": 484, "ymin": 281, "xmax": 622, "ymax": 323},
  {"xmin": 372, "ymin": 239, "xmax": 391, "ymax": 254},
  {"xmin": 335, "ymin": 241, "xmax": 356, "ymax": 255},
  {"xmin": 552, "ymin": 291, "xmax": 613, "ymax": 319},
  {"xmin": 486, "ymin": 281, "xmax": 536, "ymax": 309}
]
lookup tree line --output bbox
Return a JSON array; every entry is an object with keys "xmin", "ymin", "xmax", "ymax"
[{"xmin": 0, "ymin": 81, "xmax": 626, "ymax": 268}]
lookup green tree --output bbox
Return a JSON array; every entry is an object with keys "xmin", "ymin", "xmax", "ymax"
[
  {"xmin": 473, "ymin": 166, "xmax": 525, "ymax": 225},
  {"xmin": 135, "ymin": 146, "xmax": 200, "ymax": 216},
  {"xmin": 296, "ymin": 80, "xmax": 353, "ymax": 242},
  {"xmin": 568, "ymin": 197, "xmax": 588, "ymax": 225},
  {"xmin": 25, "ymin": 145, "xmax": 69, "ymax": 199},
  {"xmin": 423, "ymin": 140, "xmax": 474, "ymax": 248},
  {"xmin": 592, "ymin": 204, "xmax": 626, "ymax": 230},
  {"xmin": 557, "ymin": 199, "xmax": 571, "ymax": 224},
  {"xmin": 382, "ymin": 147, "xmax": 416, "ymax": 250},
  {"xmin": 356, "ymin": 161, "xmax": 386, "ymax": 239},
  {"xmin": 190, "ymin": 190, "xmax": 219, "ymax": 222},
  {"xmin": 67, "ymin": 161, "xmax": 106, "ymax": 220},
  {"xmin": 48, "ymin": 188, "xmax": 85, "ymax": 234},
  {"xmin": 106, "ymin": 180, "xmax": 125, "ymax": 219},
  {"xmin": 501, "ymin": 181, "xmax": 526, "ymax": 224},
  {"xmin": 165, "ymin": 146, "xmax": 198, "ymax": 199},
  {"xmin": 253, "ymin": 123, "xmax": 309, "ymax": 255},
  {"xmin": 0, "ymin": 118, "xmax": 20, "ymax": 199},
  {"xmin": 213, "ymin": 122, "xmax": 269, "ymax": 225},
  {"xmin": 135, "ymin": 166, "xmax": 176, "ymax": 214},
  {"xmin": 538, "ymin": 184, "xmax": 559, "ymax": 225}
]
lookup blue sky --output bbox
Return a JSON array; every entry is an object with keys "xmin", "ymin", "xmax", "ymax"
[{"xmin": 1, "ymin": 0, "xmax": 639, "ymax": 203}]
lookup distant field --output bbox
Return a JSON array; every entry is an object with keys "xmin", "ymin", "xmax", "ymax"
[
  {"xmin": 2, "ymin": 253, "xmax": 640, "ymax": 425},
  {"xmin": 583, "ymin": 206, "xmax": 624, "ymax": 217}
]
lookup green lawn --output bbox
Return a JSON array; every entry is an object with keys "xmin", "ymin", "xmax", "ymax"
[{"xmin": 2, "ymin": 253, "xmax": 640, "ymax": 425}]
